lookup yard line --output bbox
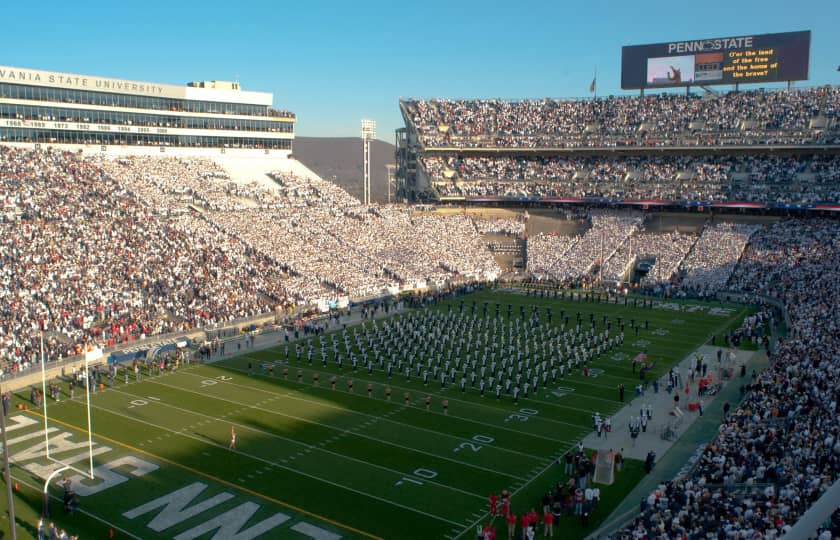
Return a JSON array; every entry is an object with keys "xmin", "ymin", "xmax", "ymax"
[
  {"xmin": 203, "ymin": 360, "xmax": 593, "ymax": 432},
  {"xmin": 176, "ymin": 367, "xmax": 578, "ymax": 445},
  {"xmin": 25, "ymin": 410, "xmax": 384, "ymax": 540},
  {"xmin": 213, "ymin": 366, "xmax": 552, "ymax": 461},
  {"xmin": 176, "ymin": 366, "xmax": 564, "ymax": 460},
  {"xmin": 238, "ymin": 351, "xmax": 616, "ymax": 418},
  {"xmin": 142, "ymin": 377, "xmax": 526, "ymax": 480},
  {"xmin": 50, "ymin": 401, "xmax": 469, "ymax": 529},
  {"xmin": 449, "ymin": 311, "xmax": 750, "ymax": 540},
  {"xmin": 239, "ymin": 353, "xmax": 630, "ymax": 410},
  {"xmin": 453, "ymin": 441, "xmax": 578, "ymax": 540},
  {"xmin": 498, "ymin": 381, "xmax": 625, "ymax": 408},
  {"xmin": 102, "ymin": 385, "xmax": 487, "ymax": 500}
]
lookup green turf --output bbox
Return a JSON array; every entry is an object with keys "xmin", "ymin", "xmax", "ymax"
[{"xmin": 0, "ymin": 290, "xmax": 750, "ymax": 539}]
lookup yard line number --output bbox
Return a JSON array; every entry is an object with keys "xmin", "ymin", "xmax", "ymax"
[
  {"xmin": 504, "ymin": 408, "xmax": 539, "ymax": 423},
  {"xmin": 200, "ymin": 375, "xmax": 234, "ymax": 387},
  {"xmin": 127, "ymin": 396, "xmax": 161, "ymax": 408},
  {"xmin": 453, "ymin": 435, "xmax": 495, "ymax": 453},
  {"xmin": 395, "ymin": 468, "xmax": 438, "ymax": 487}
]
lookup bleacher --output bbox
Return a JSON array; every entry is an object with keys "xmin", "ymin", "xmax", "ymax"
[
  {"xmin": 1, "ymin": 142, "xmax": 838, "ymax": 540},
  {"xmin": 400, "ymin": 88, "xmax": 840, "ymax": 207},
  {"xmin": 402, "ymin": 88, "xmax": 840, "ymax": 149}
]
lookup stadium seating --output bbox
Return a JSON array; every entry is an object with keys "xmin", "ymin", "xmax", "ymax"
[
  {"xmin": 422, "ymin": 155, "xmax": 840, "ymax": 204},
  {"xmin": 0, "ymin": 147, "xmax": 499, "ymax": 373},
  {"xmin": 403, "ymin": 88, "xmax": 840, "ymax": 206},
  {"xmin": 527, "ymin": 210, "xmax": 642, "ymax": 281},
  {"xmin": 403, "ymin": 87, "xmax": 840, "ymax": 149},
  {"xmin": 1, "ymin": 142, "xmax": 838, "ymax": 538},
  {"xmin": 611, "ymin": 219, "xmax": 840, "ymax": 539}
]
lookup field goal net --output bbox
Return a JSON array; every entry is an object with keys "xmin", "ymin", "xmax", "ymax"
[{"xmin": 592, "ymin": 449, "xmax": 615, "ymax": 485}]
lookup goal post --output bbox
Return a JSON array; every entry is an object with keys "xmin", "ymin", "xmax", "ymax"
[{"xmin": 38, "ymin": 333, "xmax": 97, "ymax": 484}]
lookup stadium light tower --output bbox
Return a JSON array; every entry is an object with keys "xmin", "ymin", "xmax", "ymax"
[{"xmin": 361, "ymin": 119, "xmax": 376, "ymax": 205}]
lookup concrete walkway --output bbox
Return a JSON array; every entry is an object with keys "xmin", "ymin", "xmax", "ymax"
[
  {"xmin": 585, "ymin": 347, "xmax": 769, "ymax": 537},
  {"xmin": 581, "ymin": 345, "xmax": 755, "ymax": 461}
]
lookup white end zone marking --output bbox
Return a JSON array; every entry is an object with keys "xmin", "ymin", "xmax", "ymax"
[{"xmin": 291, "ymin": 522, "xmax": 343, "ymax": 539}]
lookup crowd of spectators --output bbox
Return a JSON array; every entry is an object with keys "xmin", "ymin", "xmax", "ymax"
[
  {"xmin": 635, "ymin": 232, "xmax": 697, "ymax": 288},
  {"xmin": 524, "ymin": 213, "xmax": 767, "ymax": 293},
  {"xmin": 207, "ymin": 205, "xmax": 499, "ymax": 298},
  {"xmin": 679, "ymin": 223, "xmax": 759, "ymax": 295},
  {"xmin": 404, "ymin": 87, "xmax": 840, "ymax": 149},
  {"xmin": 613, "ymin": 219, "xmax": 840, "ymax": 539},
  {"xmin": 99, "ymin": 157, "xmax": 295, "ymax": 212},
  {"xmin": 556, "ymin": 210, "xmax": 642, "ymax": 279},
  {"xmin": 528, "ymin": 219, "xmax": 700, "ymax": 291},
  {"xmin": 599, "ymin": 237, "xmax": 635, "ymax": 283},
  {"xmin": 424, "ymin": 155, "xmax": 839, "ymax": 204},
  {"xmin": 3, "ymin": 141, "xmax": 839, "ymax": 537},
  {"xmin": 0, "ymin": 147, "xmax": 306, "ymax": 374},
  {"xmin": 525, "ymin": 233, "xmax": 580, "ymax": 281},
  {"xmin": 472, "ymin": 217, "xmax": 526, "ymax": 235},
  {"xmin": 526, "ymin": 210, "xmax": 642, "ymax": 280},
  {"xmin": 0, "ymin": 146, "xmax": 502, "ymax": 375}
]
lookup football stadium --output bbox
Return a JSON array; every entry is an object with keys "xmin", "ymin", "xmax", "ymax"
[{"xmin": 0, "ymin": 14, "xmax": 839, "ymax": 540}]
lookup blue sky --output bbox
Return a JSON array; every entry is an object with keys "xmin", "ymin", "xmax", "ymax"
[{"xmin": 2, "ymin": 0, "xmax": 837, "ymax": 141}]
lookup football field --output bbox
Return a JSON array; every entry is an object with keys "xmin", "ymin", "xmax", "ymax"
[{"xmin": 2, "ymin": 289, "xmax": 751, "ymax": 539}]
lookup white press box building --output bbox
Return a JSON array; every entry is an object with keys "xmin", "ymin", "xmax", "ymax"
[{"xmin": 0, "ymin": 65, "xmax": 296, "ymax": 159}]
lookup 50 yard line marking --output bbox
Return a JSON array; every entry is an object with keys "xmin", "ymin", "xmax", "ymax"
[{"xmin": 24, "ymin": 410, "xmax": 385, "ymax": 540}]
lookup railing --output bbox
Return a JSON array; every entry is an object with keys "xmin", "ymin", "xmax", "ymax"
[
  {"xmin": 415, "ymin": 128, "xmax": 840, "ymax": 151},
  {"xmin": 586, "ymin": 482, "xmax": 775, "ymax": 540},
  {"xmin": 0, "ymin": 328, "xmax": 202, "ymax": 384},
  {"xmin": 0, "ymin": 306, "xmax": 296, "ymax": 385},
  {"xmin": 715, "ymin": 290, "xmax": 791, "ymax": 330},
  {"xmin": 585, "ymin": 506, "xmax": 641, "ymax": 540}
]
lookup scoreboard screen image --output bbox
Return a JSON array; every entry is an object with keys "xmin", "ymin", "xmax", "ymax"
[
  {"xmin": 622, "ymin": 31, "xmax": 810, "ymax": 90},
  {"xmin": 647, "ymin": 55, "xmax": 696, "ymax": 85}
]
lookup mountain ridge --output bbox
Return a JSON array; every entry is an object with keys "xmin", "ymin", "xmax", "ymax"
[{"xmin": 293, "ymin": 136, "xmax": 396, "ymax": 203}]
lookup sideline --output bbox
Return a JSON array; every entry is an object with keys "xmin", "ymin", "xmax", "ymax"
[{"xmin": 9, "ymin": 473, "xmax": 144, "ymax": 540}]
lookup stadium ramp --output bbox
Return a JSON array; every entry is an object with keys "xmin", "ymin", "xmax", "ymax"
[{"xmin": 214, "ymin": 155, "xmax": 324, "ymax": 190}]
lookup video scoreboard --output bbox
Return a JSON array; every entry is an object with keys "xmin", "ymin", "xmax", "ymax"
[{"xmin": 621, "ymin": 31, "xmax": 810, "ymax": 90}]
